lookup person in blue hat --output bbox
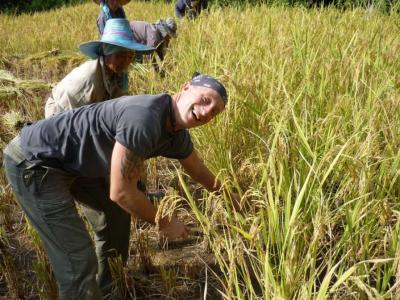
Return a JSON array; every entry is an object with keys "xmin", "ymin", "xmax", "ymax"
[
  {"xmin": 3, "ymin": 72, "xmax": 238, "ymax": 299},
  {"xmin": 94, "ymin": 0, "xmax": 130, "ymax": 36},
  {"xmin": 45, "ymin": 18, "xmax": 153, "ymax": 118}
]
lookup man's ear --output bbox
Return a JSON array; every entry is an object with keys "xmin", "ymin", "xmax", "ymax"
[{"xmin": 182, "ymin": 82, "xmax": 191, "ymax": 91}]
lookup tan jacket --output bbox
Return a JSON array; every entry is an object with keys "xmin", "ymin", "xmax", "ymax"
[{"xmin": 45, "ymin": 57, "xmax": 125, "ymax": 118}]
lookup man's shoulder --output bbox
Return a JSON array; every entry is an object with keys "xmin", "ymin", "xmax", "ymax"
[
  {"xmin": 115, "ymin": 94, "xmax": 171, "ymax": 117},
  {"xmin": 118, "ymin": 93, "xmax": 170, "ymax": 104},
  {"xmin": 114, "ymin": 94, "xmax": 171, "ymax": 152}
]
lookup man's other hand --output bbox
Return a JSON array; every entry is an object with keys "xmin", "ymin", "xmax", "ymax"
[{"xmin": 159, "ymin": 217, "xmax": 189, "ymax": 240}]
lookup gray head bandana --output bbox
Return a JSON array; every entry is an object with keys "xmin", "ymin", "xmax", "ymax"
[{"xmin": 190, "ymin": 72, "xmax": 228, "ymax": 105}]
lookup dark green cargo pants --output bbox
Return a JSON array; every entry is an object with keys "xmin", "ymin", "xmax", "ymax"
[{"xmin": 4, "ymin": 137, "xmax": 131, "ymax": 299}]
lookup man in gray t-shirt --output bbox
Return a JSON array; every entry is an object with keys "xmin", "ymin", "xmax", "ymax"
[
  {"xmin": 3, "ymin": 73, "xmax": 237, "ymax": 299},
  {"xmin": 22, "ymin": 94, "xmax": 192, "ymax": 177}
]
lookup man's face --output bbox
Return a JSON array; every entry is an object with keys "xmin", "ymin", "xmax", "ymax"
[
  {"xmin": 176, "ymin": 84, "xmax": 225, "ymax": 129},
  {"xmin": 107, "ymin": 0, "xmax": 121, "ymax": 12},
  {"xmin": 104, "ymin": 50, "xmax": 134, "ymax": 74}
]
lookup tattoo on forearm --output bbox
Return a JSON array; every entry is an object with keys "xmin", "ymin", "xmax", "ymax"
[{"xmin": 120, "ymin": 150, "xmax": 142, "ymax": 181}]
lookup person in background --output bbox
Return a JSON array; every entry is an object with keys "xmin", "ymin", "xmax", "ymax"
[
  {"xmin": 3, "ymin": 72, "xmax": 238, "ymax": 299},
  {"xmin": 95, "ymin": 0, "xmax": 130, "ymax": 36},
  {"xmin": 45, "ymin": 19, "xmax": 153, "ymax": 117},
  {"xmin": 175, "ymin": 0, "xmax": 208, "ymax": 19},
  {"xmin": 44, "ymin": 18, "xmax": 153, "ymax": 297},
  {"xmin": 130, "ymin": 17, "xmax": 177, "ymax": 75}
]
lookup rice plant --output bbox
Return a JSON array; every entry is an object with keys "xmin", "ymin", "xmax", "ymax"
[{"xmin": 0, "ymin": 1, "xmax": 399, "ymax": 299}]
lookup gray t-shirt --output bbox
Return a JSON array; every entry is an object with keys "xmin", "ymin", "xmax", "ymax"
[{"xmin": 20, "ymin": 94, "xmax": 193, "ymax": 177}]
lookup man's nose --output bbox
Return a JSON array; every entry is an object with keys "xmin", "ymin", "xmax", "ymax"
[{"xmin": 201, "ymin": 106, "xmax": 214, "ymax": 121}]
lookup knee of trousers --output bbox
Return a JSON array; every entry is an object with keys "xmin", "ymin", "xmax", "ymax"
[
  {"xmin": 94, "ymin": 213, "xmax": 131, "ymax": 259},
  {"xmin": 57, "ymin": 250, "xmax": 100, "ymax": 300},
  {"xmin": 58, "ymin": 246, "xmax": 98, "ymax": 284},
  {"xmin": 81, "ymin": 251, "xmax": 99, "ymax": 276}
]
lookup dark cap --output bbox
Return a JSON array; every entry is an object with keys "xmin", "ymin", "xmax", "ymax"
[{"xmin": 190, "ymin": 72, "xmax": 228, "ymax": 105}]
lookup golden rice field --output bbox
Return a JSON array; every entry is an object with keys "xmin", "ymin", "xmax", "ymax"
[{"xmin": 0, "ymin": 1, "xmax": 399, "ymax": 299}]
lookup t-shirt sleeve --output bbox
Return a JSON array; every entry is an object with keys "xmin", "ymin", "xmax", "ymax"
[
  {"xmin": 161, "ymin": 130, "xmax": 193, "ymax": 159},
  {"xmin": 115, "ymin": 107, "xmax": 160, "ymax": 158}
]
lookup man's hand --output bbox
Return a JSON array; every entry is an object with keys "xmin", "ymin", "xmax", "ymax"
[{"xmin": 159, "ymin": 217, "xmax": 189, "ymax": 240}]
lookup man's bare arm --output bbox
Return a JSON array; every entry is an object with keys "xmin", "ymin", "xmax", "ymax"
[
  {"xmin": 179, "ymin": 149, "xmax": 242, "ymax": 210},
  {"xmin": 179, "ymin": 149, "xmax": 221, "ymax": 192},
  {"xmin": 120, "ymin": 148, "xmax": 141, "ymax": 181},
  {"xmin": 110, "ymin": 141, "xmax": 158, "ymax": 224},
  {"xmin": 110, "ymin": 141, "xmax": 188, "ymax": 237}
]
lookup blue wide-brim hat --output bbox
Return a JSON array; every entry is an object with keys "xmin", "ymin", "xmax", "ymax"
[{"xmin": 79, "ymin": 18, "xmax": 154, "ymax": 58}]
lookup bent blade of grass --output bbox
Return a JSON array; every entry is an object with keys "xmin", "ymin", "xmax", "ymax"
[
  {"xmin": 319, "ymin": 134, "xmax": 355, "ymax": 188},
  {"xmin": 329, "ymin": 265, "xmax": 357, "ymax": 293},
  {"xmin": 290, "ymin": 107, "xmax": 316, "ymax": 161},
  {"xmin": 357, "ymin": 258, "xmax": 395, "ymax": 265},
  {"xmin": 352, "ymin": 277, "xmax": 381, "ymax": 300},
  {"xmin": 316, "ymin": 253, "xmax": 349, "ymax": 300},
  {"xmin": 229, "ymin": 224, "xmax": 253, "ymax": 241},
  {"xmin": 388, "ymin": 154, "xmax": 400, "ymax": 192},
  {"xmin": 287, "ymin": 161, "xmax": 315, "ymax": 230},
  {"xmin": 176, "ymin": 169, "xmax": 208, "ymax": 227},
  {"xmin": 263, "ymin": 250, "xmax": 280, "ymax": 299}
]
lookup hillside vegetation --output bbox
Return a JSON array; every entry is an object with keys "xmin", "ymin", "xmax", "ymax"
[{"xmin": 0, "ymin": 1, "xmax": 399, "ymax": 299}]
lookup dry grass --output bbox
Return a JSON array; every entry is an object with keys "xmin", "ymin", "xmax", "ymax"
[{"xmin": 1, "ymin": 1, "xmax": 400, "ymax": 299}]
